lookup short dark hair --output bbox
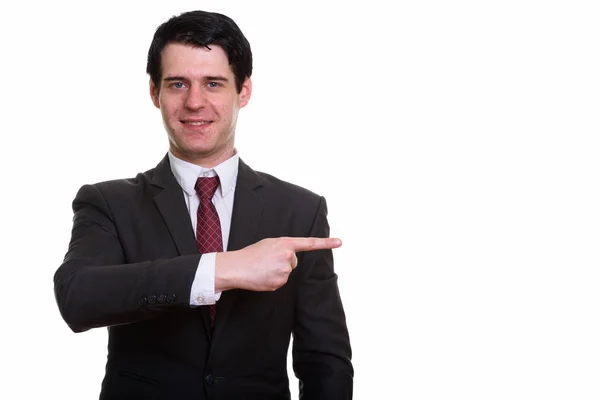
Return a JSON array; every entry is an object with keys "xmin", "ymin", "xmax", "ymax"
[{"xmin": 147, "ymin": 10, "xmax": 253, "ymax": 93}]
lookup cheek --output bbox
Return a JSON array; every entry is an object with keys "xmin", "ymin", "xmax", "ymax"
[
  {"xmin": 214, "ymin": 101, "xmax": 237, "ymax": 121},
  {"xmin": 159, "ymin": 96, "xmax": 181, "ymax": 116}
]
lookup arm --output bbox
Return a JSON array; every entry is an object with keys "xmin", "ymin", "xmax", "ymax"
[
  {"xmin": 292, "ymin": 197, "xmax": 354, "ymax": 399},
  {"xmin": 53, "ymin": 184, "xmax": 200, "ymax": 333}
]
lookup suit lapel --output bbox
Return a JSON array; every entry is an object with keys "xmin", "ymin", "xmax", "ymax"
[
  {"xmin": 151, "ymin": 155, "xmax": 199, "ymax": 256},
  {"xmin": 211, "ymin": 159, "xmax": 265, "ymax": 344},
  {"xmin": 226, "ymin": 159, "xmax": 265, "ymax": 251}
]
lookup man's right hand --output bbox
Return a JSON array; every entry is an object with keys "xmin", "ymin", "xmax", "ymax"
[{"xmin": 215, "ymin": 237, "xmax": 342, "ymax": 292}]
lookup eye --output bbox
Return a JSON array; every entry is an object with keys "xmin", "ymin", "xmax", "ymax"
[
  {"xmin": 172, "ymin": 82, "xmax": 185, "ymax": 89},
  {"xmin": 207, "ymin": 81, "xmax": 221, "ymax": 88}
]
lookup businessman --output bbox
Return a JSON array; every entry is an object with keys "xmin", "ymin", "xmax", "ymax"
[{"xmin": 54, "ymin": 10, "xmax": 353, "ymax": 399}]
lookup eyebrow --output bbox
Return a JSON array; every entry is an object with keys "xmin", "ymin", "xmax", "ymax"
[
  {"xmin": 205, "ymin": 76, "xmax": 229, "ymax": 83},
  {"xmin": 163, "ymin": 76, "xmax": 187, "ymax": 82}
]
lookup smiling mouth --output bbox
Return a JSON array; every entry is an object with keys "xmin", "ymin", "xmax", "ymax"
[{"xmin": 183, "ymin": 120, "xmax": 212, "ymax": 126}]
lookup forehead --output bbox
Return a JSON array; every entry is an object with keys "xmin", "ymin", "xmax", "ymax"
[{"xmin": 160, "ymin": 42, "xmax": 233, "ymax": 78}]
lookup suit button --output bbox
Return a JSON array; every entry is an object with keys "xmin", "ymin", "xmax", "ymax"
[
  {"xmin": 137, "ymin": 297, "xmax": 147, "ymax": 306},
  {"xmin": 148, "ymin": 295, "xmax": 157, "ymax": 305},
  {"xmin": 205, "ymin": 374, "xmax": 214, "ymax": 386},
  {"xmin": 157, "ymin": 294, "xmax": 167, "ymax": 304},
  {"xmin": 166, "ymin": 294, "xmax": 176, "ymax": 304}
]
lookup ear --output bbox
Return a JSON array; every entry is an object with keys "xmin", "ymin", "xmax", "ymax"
[
  {"xmin": 238, "ymin": 78, "xmax": 252, "ymax": 108},
  {"xmin": 149, "ymin": 78, "xmax": 160, "ymax": 109}
]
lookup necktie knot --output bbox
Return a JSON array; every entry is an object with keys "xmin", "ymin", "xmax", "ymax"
[{"xmin": 195, "ymin": 176, "xmax": 220, "ymax": 199}]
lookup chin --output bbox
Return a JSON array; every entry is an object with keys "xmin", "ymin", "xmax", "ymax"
[
  {"xmin": 180, "ymin": 138, "xmax": 215, "ymax": 153},
  {"xmin": 183, "ymin": 146, "xmax": 215, "ymax": 157}
]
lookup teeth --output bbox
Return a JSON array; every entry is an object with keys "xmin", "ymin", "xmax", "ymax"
[{"xmin": 187, "ymin": 121, "xmax": 209, "ymax": 126}]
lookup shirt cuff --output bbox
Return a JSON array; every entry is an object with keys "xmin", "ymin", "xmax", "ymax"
[{"xmin": 189, "ymin": 253, "xmax": 223, "ymax": 305}]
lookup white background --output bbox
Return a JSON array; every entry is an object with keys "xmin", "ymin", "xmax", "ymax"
[{"xmin": 1, "ymin": 0, "xmax": 599, "ymax": 399}]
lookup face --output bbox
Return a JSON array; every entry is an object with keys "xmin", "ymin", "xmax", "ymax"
[{"xmin": 150, "ymin": 43, "xmax": 252, "ymax": 167}]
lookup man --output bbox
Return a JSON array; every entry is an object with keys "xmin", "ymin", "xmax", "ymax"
[{"xmin": 54, "ymin": 10, "xmax": 353, "ymax": 400}]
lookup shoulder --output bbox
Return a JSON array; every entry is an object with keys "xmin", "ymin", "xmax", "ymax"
[
  {"xmin": 82, "ymin": 168, "xmax": 155, "ymax": 194},
  {"xmin": 258, "ymin": 170, "xmax": 320, "ymax": 199},
  {"xmin": 239, "ymin": 159, "xmax": 318, "ymax": 198},
  {"xmin": 72, "ymin": 165, "xmax": 160, "ymax": 210},
  {"xmin": 238, "ymin": 159, "xmax": 325, "ymax": 210},
  {"xmin": 96, "ymin": 168, "xmax": 155, "ymax": 192},
  {"xmin": 248, "ymin": 167, "xmax": 327, "ymax": 221},
  {"xmin": 78, "ymin": 155, "xmax": 172, "ymax": 197},
  {"xmin": 246, "ymin": 162, "xmax": 322, "ymax": 206}
]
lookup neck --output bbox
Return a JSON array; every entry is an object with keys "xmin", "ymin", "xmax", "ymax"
[{"xmin": 172, "ymin": 145, "xmax": 235, "ymax": 169}]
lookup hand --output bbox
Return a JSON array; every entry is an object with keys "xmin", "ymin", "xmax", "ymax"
[{"xmin": 215, "ymin": 237, "xmax": 342, "ymax": 292}]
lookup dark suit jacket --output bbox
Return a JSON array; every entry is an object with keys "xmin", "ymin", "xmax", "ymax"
[{"xmin": 54, "ymin": 155, "xmax": 353, "ymax": 399}]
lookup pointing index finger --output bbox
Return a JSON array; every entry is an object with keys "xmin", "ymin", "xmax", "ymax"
[{"xmin": 288, "ymin": 237, "xmax": 342, "ymax": 252}]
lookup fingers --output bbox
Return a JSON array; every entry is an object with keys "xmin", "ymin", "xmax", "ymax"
[{"xmin": 287, "ymin": 237, "xmax": 342, "ymax": 252}]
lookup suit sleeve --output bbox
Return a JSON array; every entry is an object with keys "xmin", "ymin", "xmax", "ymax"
[
  {"xmin": 292, "ymin": 196, "xmax": 354, "ymax": 399},
  {"xmin": 53, "ymin": 184, "xmax": 200, "ymax": 333}
]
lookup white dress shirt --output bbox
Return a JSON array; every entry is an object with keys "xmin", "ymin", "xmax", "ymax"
[{"xmin": 168, "ymin": 151, "xmax": 239, "ymax": 306}]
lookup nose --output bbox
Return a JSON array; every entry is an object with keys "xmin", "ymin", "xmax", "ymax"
[{"xmin": 184, "ymin": 85, "xmax": 206, "ymax": 110}]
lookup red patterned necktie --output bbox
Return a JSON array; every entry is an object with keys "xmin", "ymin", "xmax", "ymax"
[{"xmin": 195, "ymin": 176, "xmax": 223, "ymax": 328}]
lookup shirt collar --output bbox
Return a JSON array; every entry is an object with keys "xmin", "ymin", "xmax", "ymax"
[{"xmin": 168, "ymin": 151, "xmax": 239, "ymax": 198}]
